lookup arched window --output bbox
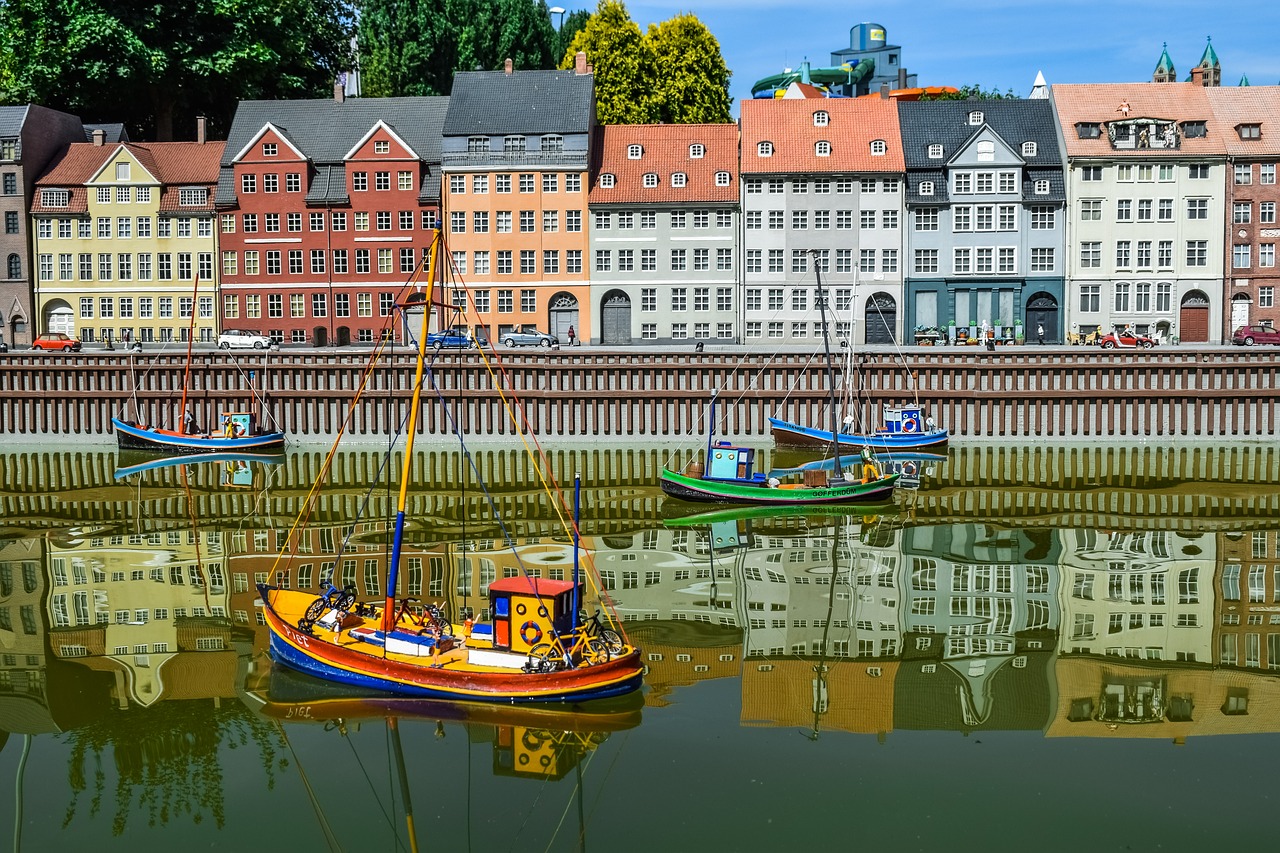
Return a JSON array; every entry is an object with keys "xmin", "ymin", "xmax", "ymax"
[
  {"xmin": 813, "ymin": 110, "xmax": 830, "ymax": 127},
  {"xmin": 757, "ymin": 141, "xmax": 773, "ymax": 157},
  {"xmin": 919, "ymin": 181, "xmax": 935, "ymax": 196},
  {"xmin": 643, "ymin": 173, "xmax": 658, "ymax": 188},
  {"xmin": 1022, "ymin": 141, "xmax": 1038, "ymax": 157},
  {"xmin": 627, "ymin": 144, "xmax": 643, "ymax": 159},
  {"xmin": 541, "ymin": 134, "xmax": 564, "ymax": 153},
  {"xmin": 976, "ymin": 140, "xmax": 995, "ymax": 162},
  {"xmin": 671, "ymin": 172, "xmax": 687, "ymax": 187},
  {"xmin": 7, "ymin": 253, "xmax": 19, "ymax": 278},
  {"xmin": 815, "ymin": 141, "xmax": 831, "ymax": 157},
  {"xmin": 968, "ymin": 110, "xmax": 984, "ymax": 125},
  {"xmin": 599, "ymin": 173, "xmax": 615, "ymax": 188},
  {"xmin": 714, "ymin": 171, "xmax": 731, "ymax": 186},
  {"xmin": 928, "ymin": 143, "xmax": 943, "ymax": 158},
  {"xmin": 689, "ymin": 144, "xmax": 705, "ymax": 158},
  {"xmin": 870, "ymin": 140, "xmax": 887, "ymax": 156}
]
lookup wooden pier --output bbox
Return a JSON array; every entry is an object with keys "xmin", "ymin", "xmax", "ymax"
[{"xmin": 1, "ymin": 348, "xmax": 1278, "ymax": 440}]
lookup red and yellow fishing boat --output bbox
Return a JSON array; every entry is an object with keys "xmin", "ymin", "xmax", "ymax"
[{"xmin": 257, "ymin": 231, "xmax": 643, "ymax": 704}]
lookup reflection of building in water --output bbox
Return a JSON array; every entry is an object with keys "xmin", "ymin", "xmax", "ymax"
[
  {"xmin": 1215, "ymin": 529, "xmax": 1280, "ymax": 671},
  {"xmin": 900, "ymin": 524, "xmax": 1060, "ymax": 727},
  {"xmin": 1057, "ymin": 530, "xmax": 1214, "ymax": 664},
  {"xmin": 741, "ymin": 659, "xmax": 898, "ymax": 737},
  {"xmin": 0, "ymin": 536, "xmax": 53, "ymax": 733},
  {"xmin": 1048, "ymin": 658, "xmax": 1280, "ymax": 739},
  {"xmin": 45, "ymin": 530, "xmax": 234, "ymax": 707},
  {"xmin": 625, "ymin": 620, "xmax": 741, "ymax": 707}
]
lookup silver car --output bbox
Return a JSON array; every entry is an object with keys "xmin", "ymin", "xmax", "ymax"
[
  {"xmin": 218, "ymin": 329, "xmax": 275, "ymax": 349},
  {"xmin": 501, "ymin": 325, "xmax": 558, "ymax": 347}
]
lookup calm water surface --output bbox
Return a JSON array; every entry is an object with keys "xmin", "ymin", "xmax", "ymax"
[{"xmin": 2, "ymin": 442, "xmax": 1279, "ymax": 851}]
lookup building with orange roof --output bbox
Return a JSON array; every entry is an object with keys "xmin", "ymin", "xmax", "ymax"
[
  {"xmin": 1050, "ymin": 82, "xmax": 1228, "ymax": 343},
  {"xmin": 1204, "ymin": 87, "xmax": 1280, "ymax": 336},
  {"xmin": 740, "ymin": 97, "xmax": 905, "ymax": 345},
  {"xmin": 1214, "ymin": 528, "xmax": 1280, "ymax": 670},
  {"xmin": 588, "ymin": 124, "xmax": 738, "ymax": 344},
  {"xmin": 32, "ymin": 128, "xmax": 224, "ymax": 345}
]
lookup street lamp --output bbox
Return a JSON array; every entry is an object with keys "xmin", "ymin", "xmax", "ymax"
[{"xmin": 548, "ymin": 5, "xmax": 566, "ymax": 28}]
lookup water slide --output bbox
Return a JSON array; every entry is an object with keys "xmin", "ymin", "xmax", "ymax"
[{"xmin": 750, "ymin": 58, "xmax": 875, "ymax": 98}]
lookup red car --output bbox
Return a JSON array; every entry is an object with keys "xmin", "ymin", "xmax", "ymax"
[
  {"xmin": 30, "ymin": 333, "xmax": 82, "ymax": 352},
  {"xmin": 1232, "ymin": 324, "xmax": 1280, "ymax": 346},
  {"xmin": 1099, "ymin": 330, "xmax": 1156, "ymax": 349}
]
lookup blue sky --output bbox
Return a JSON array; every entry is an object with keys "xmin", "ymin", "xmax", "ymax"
[{"xmin": 600, "ymin": 1, "xmax": 1279, "ymax": 108}]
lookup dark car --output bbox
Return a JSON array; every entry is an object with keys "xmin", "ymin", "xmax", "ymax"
[
  {"xmin": 1099, "ymin": 330, "xmax": 1156, "ymax": 350},
  {"xmin": 1232, "ymin": 324, "xmax": 1280, "ymax": 346},
  {"xmin": 31, "ymin": 333, "xmax": 82, "ymax": 352},
  {"xmin": 501, "ymin": 325, "xmax": 558, "ymax": 348},
  {"xmin": 426, "ymin": 329, "xmax": 474, "ymax": 350}
]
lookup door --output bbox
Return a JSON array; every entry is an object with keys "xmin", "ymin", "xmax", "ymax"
[
  {"xmin": 1025, "ymin": 292, "xmax": 1060, "ymax": 344},
  {"xmin": 548, "ymin": 292, "xmax": 579, "ymax": 343},
  {"xmin": 336, "ymin": 326, "xmax": 351, "ymax": 346},
  {"xmin": 44, "ymin": 301, "xmax": 74, "ymax": 336},
  {"xmin": 1230, "ymin": 294, "xmax": 1251, "ymax": 334},
  {"xmin": 864, "ymin": 293, "xmax": 897, "ymax": 344},
  {"xmin": 313, "ymin": 326, "xmax": 328, "ymax": 347},
  {"xmin": 600, "ymin": 290, "xmax": 631, "ymax": 345},
  {"xmin": 1179, "ymin": 291, "xmax": 1210, "ymax": 342}
]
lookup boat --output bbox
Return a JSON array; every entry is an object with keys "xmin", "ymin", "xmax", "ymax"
[
  {"xmin": 660, "ymin": 254, "xmax": 900, "ymax": 506},
  {"xmin": 111, "ymin": 279, "xmax": 285, "ymax": 454},
  {"xmin": 113, "ymin": 449, "xmax": 286, "ymax": 480},
  {"xmin": 258, "ymin": 231, "xmax": 644, "ymax": 703},
  {"xmin": 769, "ymin": 402, "xmax": 950, "ymax": 452},
  {"xmin": 768, "ymin": 449, "xmax": 948, "ymax": 490}
]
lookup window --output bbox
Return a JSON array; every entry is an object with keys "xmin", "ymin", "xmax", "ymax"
[
  {"xmin": 1238, "ymin": 124, "xmax": 1261, "ymax": 140},
  {"xmin": 813, "ymin": 110, "xmax": 829, "ymax": 127},
  {"xmin": 1031, "ymin": 247, "xmax": 1054, "ymax": 271},
  {"xmin": 715, "ymin": 171, "xmax": 730, "ymax": 186},
  {"xmin": 870, "ymin": 140, "xmax": 887, "ymax": 156},
  {"xmin": 627, "ymin": 144, "xmax": 643, "ymax": 159},
  {"xmin": 1034, "ymin": 179, "xmax": 1049, "ymax": 194},
  {"xmin": 927, "ymin": 143, "xmax": 943, "ymax": 158},
  {"xmin": 815, "ymin": 140, "xmax": 831, "ymax": 157},
  {"xmin": 757, "ymin": 141, "xmax": 773, "ymax": 157},
  {"xmin": 671, "ymin": 172, "xmax": 687, "ymax": 187},
  {"xmin": 643, "ymin": 173, "xmax": 658, "ymax": 188},
  {"xmin": 1233, "ymin": 244, "xmax": 1251, "ymax": 268},
  {"xmin": 1262, "ymin": 202, "xmax": 1276, "ymax": 224},
  {"xmin": 1116, "ymin": 240, "xmax": 1131, "ymax": 268},
  {"xmin": 1022, "ymin": 141, "xmax": 1037, "ymax": 157},
  {"xmin": 919, "ymin": 180, "xmax": 935, "ymax": 196},
  {"xmin": 1080, "ymin": 242, "xmax": 1101, "ymax": 268},
  {"xmin": 688, "ymin": 143, "xmax": 705, "ymax": 158},
  {"xmin": 1030, "ymin": 206, "xmax": 1054, "ymax": 229},
  {"xmin": 1186, "ymin": 240, "xmax": 1207, "ymax": 267},
  {"xmin": 1235, "ymin": 163, "xmax": 1252, "ymax": 185},
  {"xmin": 914, "ymin": 249, "xmax": 938, "ymax": 273}
]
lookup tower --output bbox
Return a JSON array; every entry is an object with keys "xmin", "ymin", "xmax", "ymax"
[
  {"xmin": 1191, "ymin": 36, "xmax": 1220, "ymax": 87},
  {"xmin": 1152, "ymin": 42, "xmax": 1175, "ymax": 83}
]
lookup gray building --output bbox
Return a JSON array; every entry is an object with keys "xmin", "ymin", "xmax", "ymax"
[
  {"xmin": 830, "ymin": 23, "xmax": 916, "ymax": 97},
  {"xmin": 0, "ymin": 106, "xmax": 88, "ymax": 348},
  {"xmin": 588, "ymin": 123, "xmax": 739, "ymax": 344},
  {"xmin": 899, "ymin": 100, "xmax": 1067, "ymax": 343}
]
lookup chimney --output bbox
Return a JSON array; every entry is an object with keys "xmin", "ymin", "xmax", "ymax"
[
  {"xmin": 575, "ymin": 51, "xmax": 588, "ymax": 75},
  {"xmin": 504, "ymin": 58, "xmax": 513, "ymax": 75},
  {"xmin": 879, "ymin": 82, "xmax": 891, "ymax": 99},
  {"xmin": 898, "ymin": 67, "xmax": 907, "ymax": 89},
  {"xmin": 92, "ymin": 128, "xmax": 106, "ymax": 146},
  {"xmin": 334, "ymin": 79, "xmax": 345, "ymax": 103},
  {"xmin": 1190, "ymin": 66, "xmax": 1204, "ymax": 86},
  {"xmin": 196, "ymin": 115, "xmax": 207, "ymax": 145}
]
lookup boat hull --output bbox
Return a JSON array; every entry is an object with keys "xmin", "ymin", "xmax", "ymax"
[
  {"xmin": 112, "ymin": 417, "xmax": 286, "ymax": 454},
  {"xmin": 659, "ymin": 467, "xmax": 899, "ymax": 505},
  {"xmin": 769, "ymin": 417, "xmax": 949, "ymax": 451},
  {"xmin": 259, "ymin": 586, "xmax": 644, "ymax": 704}
]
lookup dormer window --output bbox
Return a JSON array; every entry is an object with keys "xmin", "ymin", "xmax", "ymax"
[
  {"xmin": 1238, "ymin": 124, "xmax": 1261, "ymax": 140},
  {"xmin": 643, "ymin": 173, "xmax": 658, "ymax": 188},
  {"xmin": 467, "ymin": 136, "xmax": 490, "ymax": 153},
  {"xmin": 689, "ymin": 143, "xmax": 705, "ymax": 158},
  {"xmin": 976, "ymin": 140, "xmax": 994, "ymax": 162},
  {"xmin": 815, "ymin": 141, "xmax": 831, "ymax": 157},
  {"xmin": 40, "ymin": 189, "xmax": 69, "ymax": 207},
  {"xmin": 599, "ymin": 173, "xmax": 616, "ymax": 188},
  {"xmin": 1182, "ymin": 121, "xmax": 1207, "ymax": 138},
  {"xmin": 968, "ymin": 111, "xmax": 984, "ymax": 125},
  {"xmin": 919, "ymin": 181, "xmax": 934, "ymax": 196},
  {"xmin": 503, "ymin": 135, "xmax": 526, "ymax": 153},
  {"xmin": 813, "ymin": 110, "xmax": 830, "ymax": 127},
  {"xmin": 1075, "ymin": 122, "xmax": 1101, "ymax": 139},
  {"xmin": 1035, "ymin": 179, "xmax": 1049, "ymax": 194},
  {"xmin": 715, "ymin": 171, "xmax": 731, "ymax": 186},
  {"xmin": 757, "ymin": 141, "xmax": 773, "ymax": 157},
  {"xmin": 179, "ymin": 187, "xmax": 208, "ymax": 206},
  {"xmin": 1022, "ymin": 141, "xmax": 1038, "ymax": 157},
  {"xmin": 262, "ymin": 142, "xmax": 278, "ymax": 157},
  {"xmin": 627, "ymin": 144, "xmax": 643, "ymax": 159},
  {"xmin": 374, "ymin": 140, "xmax": 390, "ymax": 154},
  {"xmin": 927, "ymin": 143, "xmax": 943, "ymax": 158},
  {"xmin": 541, "ymin": 134, "xmax": 564, "ymax": 153},
  {"xmin": 870, "ymin": 140, "xmax": 887, "ymax": 156},
  {"xmin": 671, "ymin": 172, "xmax": 687, "ymax": 187}
]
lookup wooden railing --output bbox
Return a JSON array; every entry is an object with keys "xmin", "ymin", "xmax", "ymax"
[{"xmin": 2, "ymin": 348, "xmax": 1278, "ymax": 439}]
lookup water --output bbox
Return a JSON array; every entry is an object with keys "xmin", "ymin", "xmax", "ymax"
[{"xmin": 1, "ymin": 442, "xmax": 1279, "ymax": 850}]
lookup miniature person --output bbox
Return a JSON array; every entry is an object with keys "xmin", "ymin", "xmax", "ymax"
[
  {"xmin": 567, "ymin": 325, "xmax": 575, "ymax": 346},
  {"xmin": 183, "ymin": 408, "xmax": 197, "ymax": 434},
  {"xmin": 223, "ymin": 416, "xmax": 235, "ymax": 438},
  {"xmin": 1037, "ymin": 323, "xmax": 1045, "ymax": 345}
]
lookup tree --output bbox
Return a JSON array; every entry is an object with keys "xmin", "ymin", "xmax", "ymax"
[
  {"xmin": 923, "ymin": 84, "xmax": 1018, "ymax": 100},
  {"xmin": 559, "ymin": 1, "xmax": 653, "ymax": 124},
  {"xmin": 646, "ymin": 14, "xmax": 731, "ymax": 124},
  {"xmin": 555, "ymin": 8, "xmax": 591, "ymax": 65},
  {"xmin": 0, "ymin": 0, "xmax": 354, "ymax": 141}
]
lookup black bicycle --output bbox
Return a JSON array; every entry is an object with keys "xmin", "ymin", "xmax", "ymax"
[{"xmin": 580, "ymin": 610, "xmax": 625, "ymax": 655}]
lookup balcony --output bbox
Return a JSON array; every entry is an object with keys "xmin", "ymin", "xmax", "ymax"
[{"xmin": 1108, "ymin": 119, "xmax": 1180, "ymax": 151}]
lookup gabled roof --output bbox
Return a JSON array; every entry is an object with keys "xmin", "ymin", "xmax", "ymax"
[
  {"xmin": 1204, "ymin": 87, "xmax": 1280, "ymax": 156},
  {"xmin": 1051, "ymin": 82, "xmax": 1225, "ymax": 158},
  {"xmin": 0, "ymin": 105, "xmax": 30, "ymax": 138},
  {"xmin": 589, "ymin": 124, "xmax": 738, "ymax": 205},
  {"xmin": 1155, "ymin": 43, "xmax": 1175, "ymax": 75},
  {"xmin": 740, "ymin": 97, "xmax": 903, "ymax": 174},
  {"xmin": 898, "ymin": 99, "xmax": 1064, "ymax": 168},
  {"xmin": 443, "ymin": 70, "xmax": 594, "ymax": 136},
  {"xmin": 83, "ymin": 123, "xmax": 130, "ymax": 144},
  {"xmin": 32, "ymin": 141, "xmax": 224, "ymax": 213}
]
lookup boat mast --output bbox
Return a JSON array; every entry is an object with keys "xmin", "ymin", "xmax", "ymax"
[
  {"xmin": 178, "ymin": 270, "xmax": 201, "ymax": 425},
  {"xmin": 812, "ymin": 251, "xmax": 841, "ymax": 470},
  {"xmin": 382, "ymin": 232, "xmax": 441, "ymax": 634}
]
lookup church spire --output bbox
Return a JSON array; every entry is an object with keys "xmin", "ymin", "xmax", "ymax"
[
  {"xmin": 1193, "ymin": 36, "xmax": 1221, "ymax": 86},
  {"xmin": 1153, "ymin": 42, "xmax": 1175, "ymax": 83}
]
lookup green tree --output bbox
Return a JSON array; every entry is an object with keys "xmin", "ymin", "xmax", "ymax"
[
  {"xmin": 0, "ymin": 0, "xmax": 354, "ymax": 140},
  {"xmin": 923, "ymin": 84, "xmax": 1018, "ymax": 100},
  {"xmin": 559, "ymin": 1, "xmax": 653, "ymax": 124},
  {"xmin": 646, "ymin": 14, "xmax": 731, "ymax": 124}
]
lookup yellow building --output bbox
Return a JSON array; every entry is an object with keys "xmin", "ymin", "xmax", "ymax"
[{"xmin": 31, "ymin": 133, "xmax": 224, "ymax": 344}]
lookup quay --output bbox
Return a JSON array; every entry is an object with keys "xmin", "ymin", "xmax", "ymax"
[{"xmin": 1, "ymin": 347, "xmax": 1278, "ymax": 441}]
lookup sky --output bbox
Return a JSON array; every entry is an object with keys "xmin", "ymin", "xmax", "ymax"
[{"xmin": 595, "ymin": 0, "xmax": 1280, "ymax": 108}]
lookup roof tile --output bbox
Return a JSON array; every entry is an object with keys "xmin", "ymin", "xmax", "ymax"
[
  {"xmin": 589, "ymin": 124, "xmax": 738, "ymax": 205},
  {"xmin": 740, "ymin": 97, "xmax": 904, "ymax": 174}
]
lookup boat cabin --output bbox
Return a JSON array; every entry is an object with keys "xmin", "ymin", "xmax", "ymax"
[
  {"xmin": 880, "ymin": 405, "xmax": 926, "ymax": 435},
  {"xmin": 219, "ymin": 411, "xmax": 256, "ymax": 438},
  {"xmin": 483, "ymin": 576, "xmax": 580, "ymax": 654},
  {"xmin": 705, "ymin": 441, "xmax": 766, "ymax": 484}
]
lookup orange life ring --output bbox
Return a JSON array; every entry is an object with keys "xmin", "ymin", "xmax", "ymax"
[
  {"xmin": 903, "ymin": 461, "xmax": 919, "ymax": 477},
  {"xmin": 903, "ymin": 419, "xmax": 919, "ymax": 433},
  {"xmin": 520, "ymin": 620, "xmax": 543, "ymax": 645}
]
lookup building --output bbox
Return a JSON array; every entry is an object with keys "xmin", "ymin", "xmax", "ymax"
[
  {"xmin": 588, "ymin": 124, "xmax": 738, "ymax": 344},
  {"xmin": 899, "ymin": 99, "xmax": 1067, "ymax": 342},
  {"xmin": 0, "ymin": 105, "xmax": 93, "ymax": 347},
  {"xmin": 1215, "ymin": 529, "xmax": 1280, "ymax": 671},
  {"xmin": 216, "ymin": 90, "xmax": 448, "ymax": 346},
  {"xmin": 739, "ymin": 97, "xmax": 905, "ymax": 345},
  {"xmin": 1205, "ymin": 88, "xmax": 1280, "ymax": 335},
  {"xmin": 1051, "ymin": 83, "xmax": 1227, "ymax": 343},
  {"xmin": 441, "ymin": 59, "xmax": 594, "ymax": 343},
  {"xmin": 829, "ymin": 23, "xmax": 916, "ymax": 96},
  {"xmin": 31, "ymin": 129, "xmax": 223, "ymax": 345}
]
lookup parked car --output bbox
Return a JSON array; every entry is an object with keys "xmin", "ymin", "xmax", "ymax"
[
  {"xmin": 427, "ymin": 328, "xmax": 474, "ymax": 350},
  {"xmin": 1231, "ymin": 324, "xmax": 1280, "ymax": 346},
  {"xmin": 218, "ymin": 329, "xmax": 275, "ymax": 349},
  {"xmin": 1099, "ymin": 329, "xmax": 1157, "ymax": 349},
  {"xmin": 501, "ymin": 325, "xmax": 558, "ymax": 348},
  {"xmin": 31, "ymin": 333, "xmax": 82, "ymax": 352}
]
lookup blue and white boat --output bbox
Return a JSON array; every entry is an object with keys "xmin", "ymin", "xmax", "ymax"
[{"xmin": 770, "ymin": 403, "xmax": 949, "ymax": 452}]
